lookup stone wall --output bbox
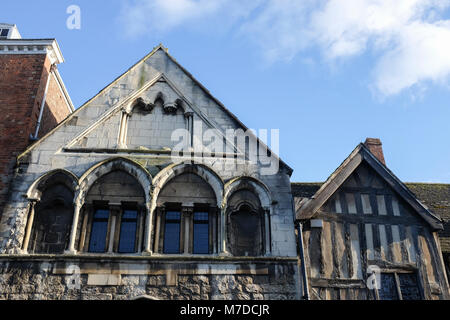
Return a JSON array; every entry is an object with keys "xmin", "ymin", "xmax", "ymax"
[{"xmin": 0, "ymin": 257, "xmax": 299, "ymax": 300}]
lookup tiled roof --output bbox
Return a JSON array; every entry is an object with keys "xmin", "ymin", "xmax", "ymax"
[
  {"xmin": 406, "ymin": 183, "xmax": 450, "ymax": 252},
  {"xmin": 291, "ymin": 182, "xmax": 322, "ymax": 198},
  {"xmin": 291, "ymin": 182, "xmax": 450, "ymax": 252}
]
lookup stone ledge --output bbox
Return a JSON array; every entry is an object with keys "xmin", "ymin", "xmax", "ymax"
[{"xmin": 0, "ymin": 254, "xmax": 298, "ymax": 264}]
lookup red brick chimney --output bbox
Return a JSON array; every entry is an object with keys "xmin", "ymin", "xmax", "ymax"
[{"xmin": 364, "ymin": 138, "xmax": 386, "ymax": 165}]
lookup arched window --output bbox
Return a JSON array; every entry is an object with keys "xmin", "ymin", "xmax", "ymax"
[
  {"xmin": 28, "ymin": 183, "xmax": 74, "ymax": 254},
  {"xmin": 79, "ymin": 170, "xmax": 145, "ymax": 254},
  {"xmin": 153, "ymin": 172, "xmax": 218, "ymax": 255},
  {"xmin": 227, "ymin": 189, "xmax": 265, "ymax": 256}
]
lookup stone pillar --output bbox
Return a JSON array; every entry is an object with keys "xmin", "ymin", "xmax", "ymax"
[
  {"xmin": 184, "ymin": 112, "xmax": 194, "ymax": 148},
  {"xmin": 22, "ymin": 200, "xmax": 37, "ymax": 253},
  {"xmin": 66, "ymin": 200, "xmax": 83, "ymax": 254},
  {"xmin": 143, "ymin": 202, "xmax": 154, "ymax": 255},
  {"xmin": 118, "ymin": 110, "xmax": 130, "ymax": 148},
  {"xmin": 78, "ymin": 204, "xmax": 92, "ymax": 252},
  {"xmin": 264, "ymin": 209, "xmax": 271, "ymax": 256},
  {"xmin": 211, "ymin": 207, "xmax": 218, "ymax": 255},
  {"xmin": 108, "ymin": 204, "xmax": 121, "ymax": 253},
  {"xmin": 137, "ymin": 204, "xmax": 146, "ymax": 253},
  {"xmin": 182, "ymin": 206, "xmax": 193, "ymax": 254},
  {"xmin": 153, "ymin": 206, "xmax": 163, "ymax": 254},
  {"xmin": 219, "ymin": 206, "xmax": 230, "ymax": 255}
]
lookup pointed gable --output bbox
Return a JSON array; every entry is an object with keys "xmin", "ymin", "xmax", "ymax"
[
  {"xmin": 295, "ymin": 143, "xmax": 443, "ymax": 230},
  {"xmin": 18, "ymin": 44, "xmax": 291, "ymax": 174}
]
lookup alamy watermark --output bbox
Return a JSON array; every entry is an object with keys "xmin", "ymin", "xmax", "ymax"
[
  {"xmin": 66, "ymin": 5, "xmax": 81, "ymax": 30},
  {"xmin": 170, "ymin": 121, "xmax": 280, "ymax": 176}
]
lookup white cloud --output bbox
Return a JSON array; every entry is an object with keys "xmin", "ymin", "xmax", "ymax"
[
  {"xmin": 120, "ymin": 0, "xmax": 261, "ymax": 35},
  {"xmin": 120, "ymin": 0, "xmax": 450, "ymax": 97},
  {"xmin": 373, "ymin": 20, "xmax": 450, "ymax": 95}
]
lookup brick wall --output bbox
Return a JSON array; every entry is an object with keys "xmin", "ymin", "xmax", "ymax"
[
  {"xmin": 0, "ymin": 53, "xmax": 71, "ymax": 218},
  {"xmin": 39, "ymin": 71, "xmax": 71, "ymax": 138}
]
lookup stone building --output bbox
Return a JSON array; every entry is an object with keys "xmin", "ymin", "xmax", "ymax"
[
  {"xmin": 0, "ymin": 25, "xmax": 448, "ymax": 300},
  {"xmin": 0, "ymin": 36, "xmax": 298, "ymax": 299}
]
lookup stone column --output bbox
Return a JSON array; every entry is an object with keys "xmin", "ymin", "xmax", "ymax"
[
  {"xmin": 264, "ymin": 209, "xmax": 271, "ymax": 256},
  {"xmin": 118, "ymin": 110, "xmax": 130, "ymax": 148},
  {"xmin": 182, "ymin": 206, "xmax": 193, "ymax": 254},
  {"xmin": 211, "ymin": 207, "xmax": 218, "ymax": 255},
  {"xmin": 78, "ymin": 204, "xmax": 92, "ymax": 252},
  {"xmin": 143, "ymin": 202, "xmax": 154, "ymax": 255},
  {"xmin": 219, "ymin": 206, "xmax": 230, "ymax": 255},
  {"xmin": 184, "ymin": 112, "xmax": 194, "ymax": 148},
  {"xmin": 137, "ymin": 204, "xmax": 146, "ymax": 253},
  {"xmin": 153, "ymin": 206, "xmax": 163, "ymax": 254},
  {"xmin": 22, "ymin": 200, "xmax": 37, "ymax": 253},
  {"xmin": 66, "ymin": 199, "xmax": 83, "ymax": 254},
  {"xmin": 108, "ymin": 204, "xmax": 121, "ymax": 253}
]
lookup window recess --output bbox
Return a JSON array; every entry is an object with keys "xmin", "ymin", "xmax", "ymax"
[
  {"xmin": 375, "ymin": 272, "xmax": 422, "ymax": 300},
  {"xmin": 84, "ymin": 202, "xmax": 143, "ymax": 254}
]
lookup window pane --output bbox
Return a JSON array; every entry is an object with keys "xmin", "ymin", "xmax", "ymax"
[
  {"xmin": 378, "ymin": 273, "xmax": 399, "ymax": 300},
  {"xmin": 361, "ymin": 194, "xmax": 372, "ymax": 214},
  {"xmin": 392, "ymin": 197, "xmax": 401, "ymax": 216},
  {"xmin": 398, "ymin": 273, "xmax": 421, "ymax": 300},
  {"xmin": 89, "ymin": 209, "xmax": 109, "ymax": 253},
  {"xmin": 118, "ymin": 210, "xmax": 137, "ymax": 253},
  {"xmin": 345, "ymin": 193, "xmax": 357, "ymax": 214},
  {"xmin": 334, "ymin": 195, "xmax": 342, "ymax": 213},
  {"xmin": 377, "ymin": 195, "xmax": 387, "ymax": 215},
  {"xmin": 193, "ymin": 212, "xmax": 209, "ymax": 254},
  {"xmin": 163, "ymin": 211, "xmax": 180, "ymax": 254},
  {"xmin": 0, "ymin": 29, "xmax": 8, "ymax": 37}
]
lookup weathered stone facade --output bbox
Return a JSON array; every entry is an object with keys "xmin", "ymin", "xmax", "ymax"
[
  {"xmin": 0, "ymin": 44, "xmax": 299, "ymax": 300},
  {"xmin": 0, "ymin": 257, "xmax": 297, "ymax": 300}
]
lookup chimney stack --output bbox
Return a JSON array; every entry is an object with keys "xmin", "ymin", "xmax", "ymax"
[{"xmin": 364, "ymin": 138, "xmax": 386, "ymax": 165}]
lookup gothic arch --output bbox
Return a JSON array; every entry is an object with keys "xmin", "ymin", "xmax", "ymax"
[
  {"xmin": 27, "ymin": 169, "xmax": 79, "ymax": 201},
  {"xmin": 223, "ymin": 176, "xmax": 272, "ymax": 256},
  {"xmin": 24, "ymin": 169, "xmax": 79, "ymax": 254},
  {"xmin": 78, "ymin": 157, "xmax": 152, "ymax": 205},
  {"xmin": 223, "ymin": 176, "xmax": 271, "ymax": 209},
  {"xmin": 152, "ymin": 162, "xmax": 224, "ymax": 208}
]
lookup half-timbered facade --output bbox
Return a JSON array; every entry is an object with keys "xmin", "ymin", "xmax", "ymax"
[{"xmin": 294, "ymin": 139, "xmax": 450, "ymax": 300}]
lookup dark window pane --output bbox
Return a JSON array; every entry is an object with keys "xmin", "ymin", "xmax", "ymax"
[
  {"xmin": 118, "ymin": 210, "xmax": 138, "ymax": 253},
  {"xmin": 399, "ymin": 273, "xmax": 421, "ymax": 300},
  {"xmin": 89, "ymin": 209, "xmax": 109, "ymax": 253},
  {"xmin": 122, "ymin": 210, "xmax": 137, "ymax": 220},
  {"xmin": 378, "ymin": 273, "xmax": 399, "ymax": 300},
  {"xmin": 229, "ymin": 206, "xmax": 263, "ymax": 256},
  {"xmin": 0, "ymin": 29, "xmax": 8, "ymax": 37},
  {"xmin": 193, "ymin": 212, "xmax": 209, "ymax": 254},
  {"xmin": 166, "ymin": 211, "xmax": 180, "ymax": 220},
  {"xmin": 163, "ymin": 211, "xmax": 180, "ymax": 254}
]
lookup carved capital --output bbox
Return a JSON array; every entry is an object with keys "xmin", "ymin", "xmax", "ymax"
[
  {"xmin": 132, "ymin": 97, "xmax": 154, "ymax": 114},
  {"xmin": 181, "ymin": 206, "xmax": 194, "ymax": 216},
  {"xmin": 163, "ymin": 102, "xmax": 177, "ymax": 115}
]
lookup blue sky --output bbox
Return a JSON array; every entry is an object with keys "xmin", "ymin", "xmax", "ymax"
[{"xmin": 2, "ymin": 0, "xmax": 450, "ymax": 183}]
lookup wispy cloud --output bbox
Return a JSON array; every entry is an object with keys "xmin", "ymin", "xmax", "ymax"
[{"xmin": 120, "ymin": 0, "xmax": 450, "ymax": 97}]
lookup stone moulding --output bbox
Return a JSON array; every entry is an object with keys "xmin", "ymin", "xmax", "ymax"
[{"xmin": 0, "ymin": 254, "xmax": 297, "ymax": 262}]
